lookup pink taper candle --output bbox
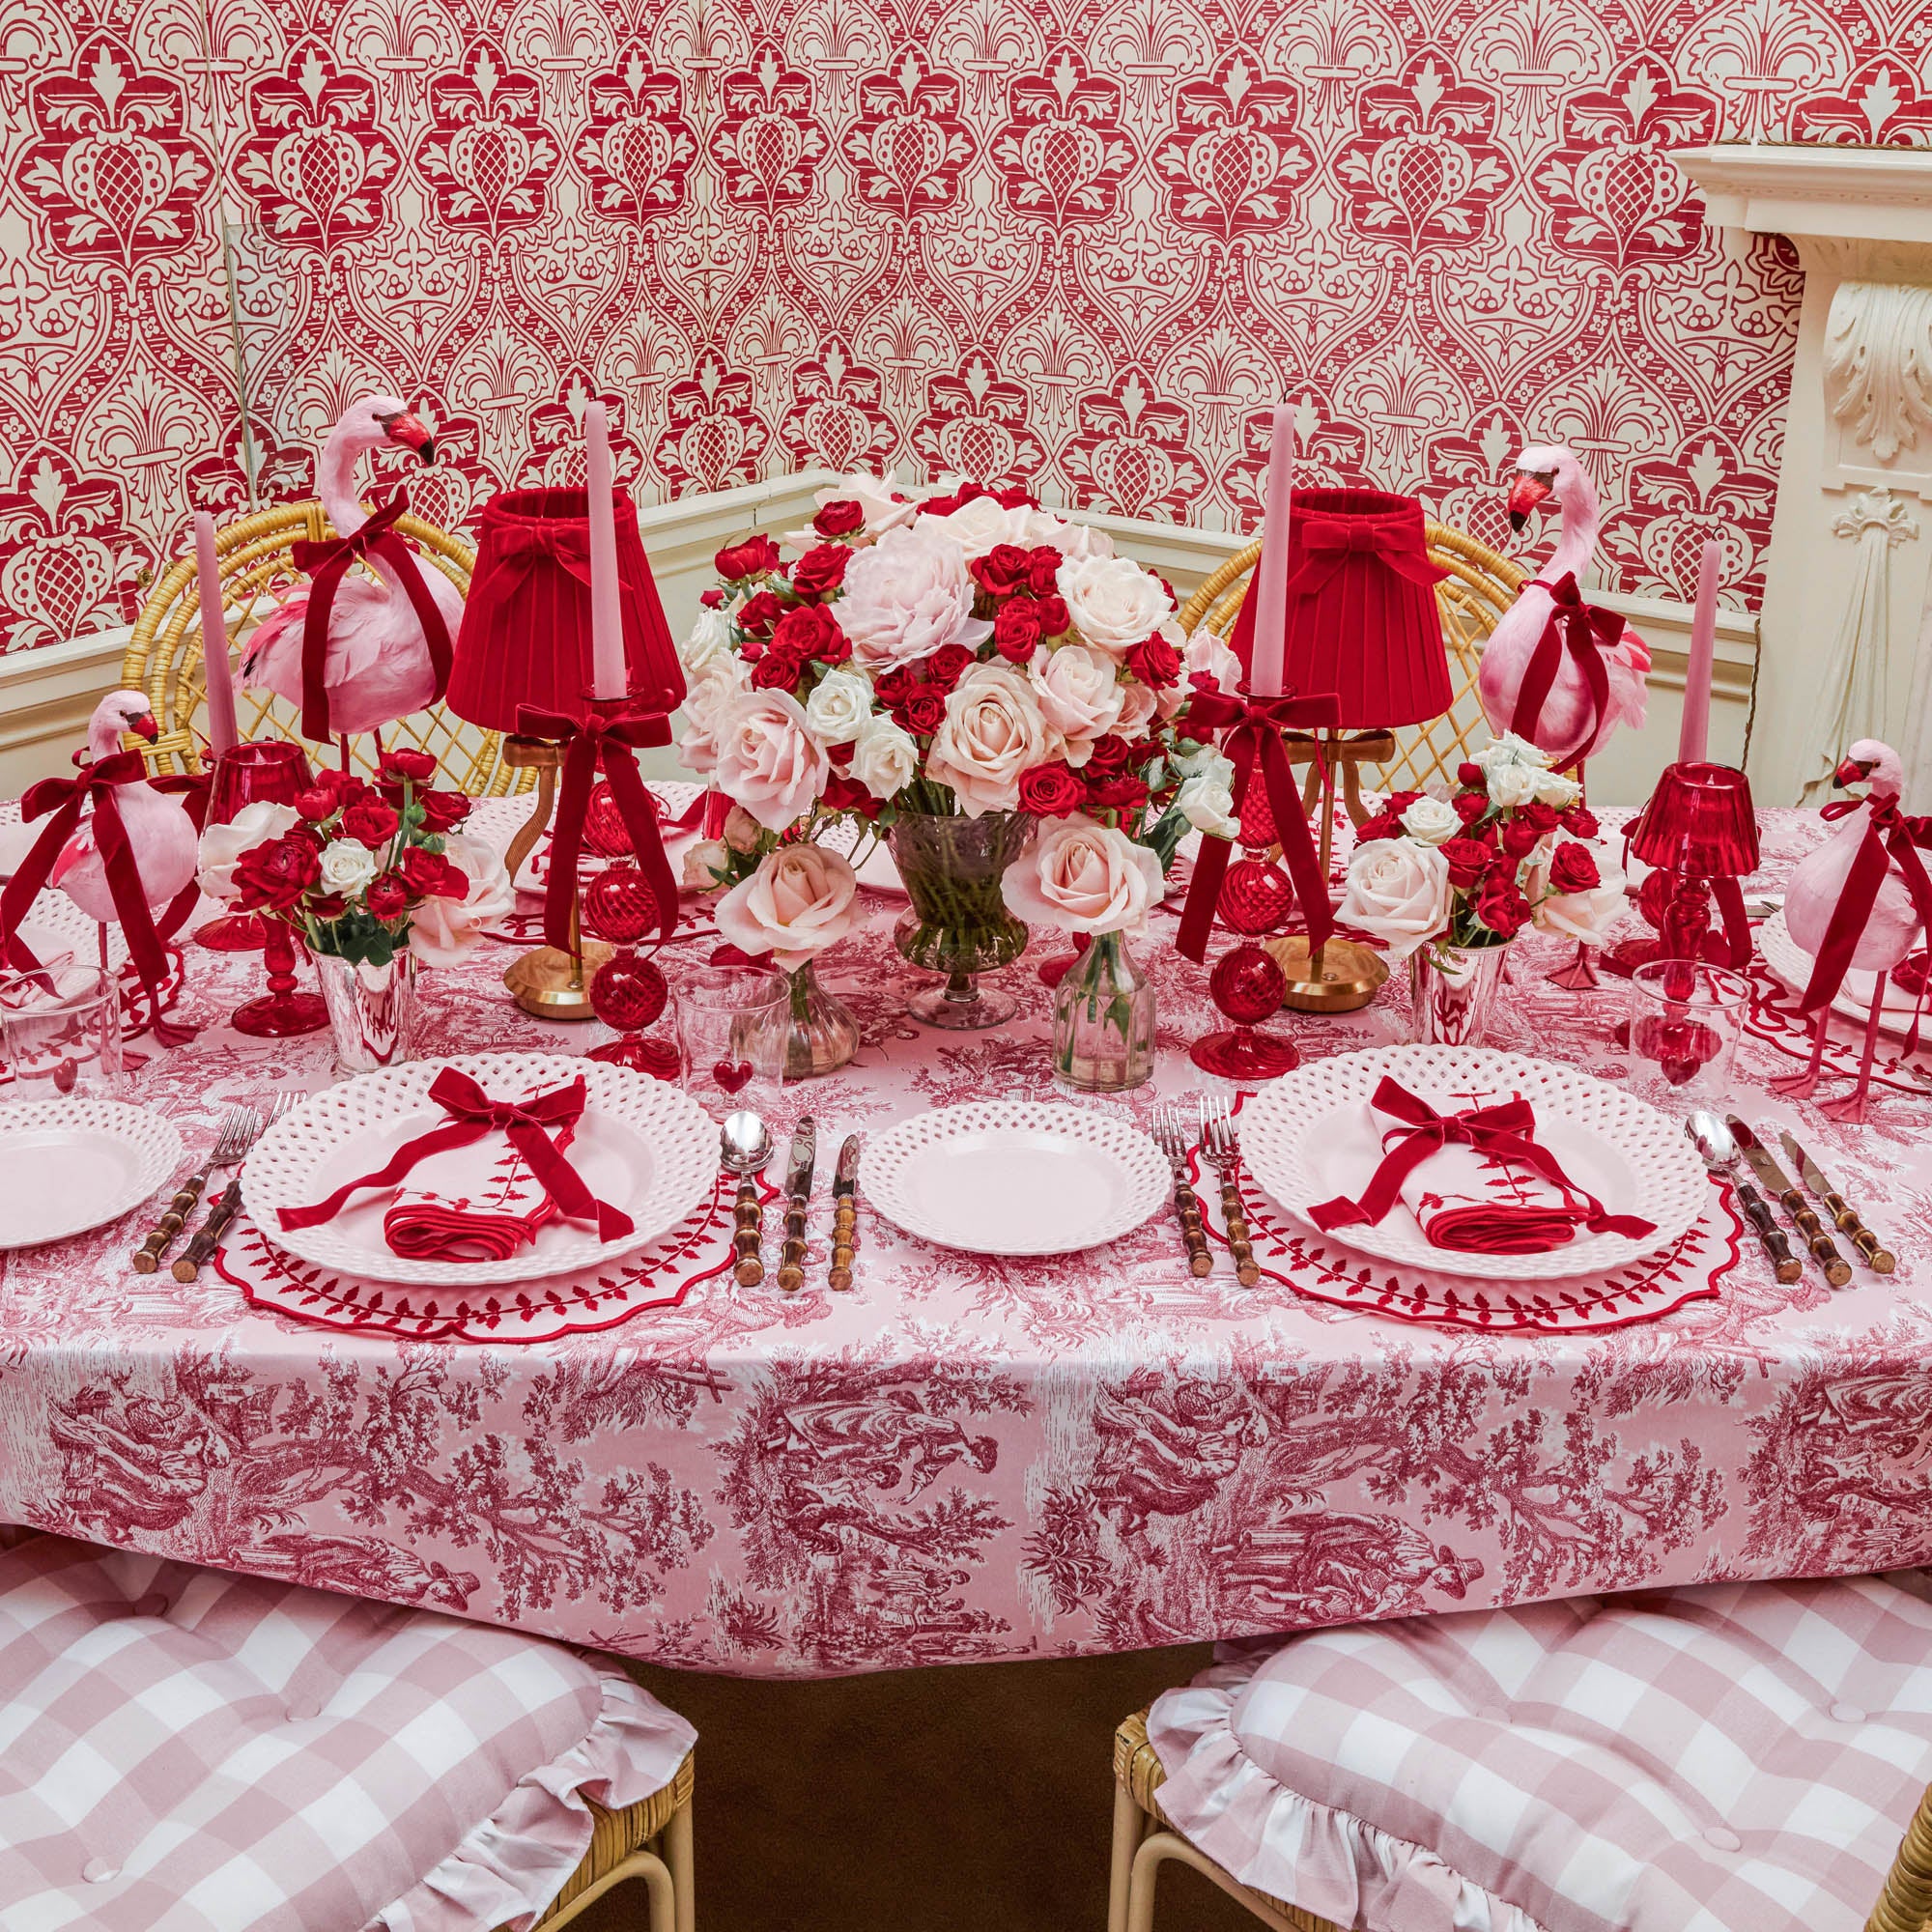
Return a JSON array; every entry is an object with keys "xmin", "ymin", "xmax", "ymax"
[
  {"xmin": 1248, "ymin": 405, "xmax": 1296, "ymax": 695},
  {"xmin": 1676, "ymin": 538, "xmax": 1721, "ymax": 765},
  {"xmin": 583, "ymin": 400, "xmax": 625, "ymax": 701},
  {"xmin": 193, "ymin": 512, "xmax": 239, "ymax": 755}
]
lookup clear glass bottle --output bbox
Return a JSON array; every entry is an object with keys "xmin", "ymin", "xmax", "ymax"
[
  {"xmin": 784, "ymin": 958, "xmax": 860, "ymax": 1078},
  {"xmin": 1052, "ymin": 930, "xmax": 1155, "ymax": 1094}
]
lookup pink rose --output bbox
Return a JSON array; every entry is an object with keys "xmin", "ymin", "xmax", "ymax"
[
  {"xmin": 924, "ymin": 663, "xmax": 1063, "ymax": 816},
  {"xmin": 713, "ymin": 689, "xmax": 829, "ymax": 832},
  {"xmin": 675, "ymin": 658, "xmax": 750, "ymax": 776},
  {"xmin": 406, "ymin": 835, "xmax": 515, "ymax": 967},
  {"xmin": 835, "ymin": 526, "xmax": 992, "ymax": 672},
  {"xmin": 714, "ymin": 842, "xmax": 860, "ymax": 970},
  {"xmin": 1181, "ymin": 625, "xmax": 1242, "ymax": 693},
  {"xmin": 1111, "ymin": 679, "xmax": 1159, "ymax": 739},
  {"xmin": 1028, "ymin": 642, "xmax": 1122, "ymax": 761},
  {"xmin": 1001, "ymin": 813, "xmax": 1163, "ymax": 937}
]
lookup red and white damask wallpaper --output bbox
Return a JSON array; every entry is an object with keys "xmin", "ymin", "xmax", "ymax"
[{"xmin": 0, "ymin": 0, "xmax": 1919, "ymax": 653}]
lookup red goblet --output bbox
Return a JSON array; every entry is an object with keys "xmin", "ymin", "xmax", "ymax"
[
  {"xmin": 584, "ymin": 863, "xmax": 679, "ymax": 1075},
  {"xmin": 231, "ymin": 920, "xmax": 328, "ymax": 1037},
  {"xmin": 1191, "ymin": 944, "xmax": 1299, "ymax": 1080},
  {"xmin": 196, "ymin": 741, "xmax": 313, "ymax": 950}
]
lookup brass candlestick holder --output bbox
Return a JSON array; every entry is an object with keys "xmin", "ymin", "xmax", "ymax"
[{"xmin": 498, "ymin": 733, "xmax": 611, "ymax": 1020}]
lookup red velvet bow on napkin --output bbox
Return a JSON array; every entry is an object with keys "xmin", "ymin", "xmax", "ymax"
[
  {"xmin": 0, "ymin": 753, "xmax": 198, "ymax": 1046},
  {"xmin": 292, "ymin": 489, "xmax": 453, "ymax": 743},
  {"xmin": 1177, "ymin": 683, "xmax": 1340, "ymax": 964},
  {"xmin": 1281, "ymin": 516, "xmax": 1451, "ymax": 597},
  {"xmin": 516, "ymin": 696, "xmax": 678, "ymax": 951},
  {"xmin": 1509, "ymin": 574, "xmax": 1620, "ymax": 768},
  {"xmin": 1308, "ymin": 1077, "xmax": 1656, "ymax": 1255},
  {"xmin": 276, "ymin": 1067, "xmax": 635, "ymax": 1246},
  {"xmin": 1800, "ymin": 794, "xmax": 1932, "ymax": 1017}
]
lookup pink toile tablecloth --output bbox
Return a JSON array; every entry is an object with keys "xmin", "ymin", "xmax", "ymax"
[{"xmin": 4, "ymin": 809, "xmax": 1932, "ymax": 1677}]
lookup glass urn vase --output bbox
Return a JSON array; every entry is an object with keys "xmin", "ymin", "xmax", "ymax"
[
  {"xmin": 784, "ymin": 959, "xmax": 860, "ymax": 1078},
  {"xmin": 1052, "ymin": 930, "xmax": 1154, "ymax": 1094},
  {"xmin": 316, "ymin": 951, "xmax": 420, "ymax": 1076},
  {"xmin": 1407, "ymin": 940, "xmax": 1513, "ymax": 1047},
  {"xmin": 888, "ymin": 810, "xmax": 1035, "ymax": 1029}
]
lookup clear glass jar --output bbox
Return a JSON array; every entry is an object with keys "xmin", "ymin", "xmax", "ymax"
[
  {"xmin": 1052, "ymin": 930, "xmax": 1155, "ymax": 1094},
  {"xmin": 888, "ymin": 809, "xmax": 1035, "ymax": 1029}
]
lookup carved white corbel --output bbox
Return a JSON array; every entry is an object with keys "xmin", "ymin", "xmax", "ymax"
[{"xmin": 1823, "ymin": 280, "xmax": 1932, "ymax": 482}]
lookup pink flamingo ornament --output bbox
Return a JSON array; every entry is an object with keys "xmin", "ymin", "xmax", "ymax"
[
  {"xmin": 242, "ymin": 394, "xmax": 459, "ymax": 741},
  {"xmin": 1775, "ymin": 739, "xmax": 1932, "ymax": 1121}
]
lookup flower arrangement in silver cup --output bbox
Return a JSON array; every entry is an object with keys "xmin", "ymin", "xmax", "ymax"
[{"xmin": 1336, "ymin": 734, "xmax": 1626, "ymax": 963}]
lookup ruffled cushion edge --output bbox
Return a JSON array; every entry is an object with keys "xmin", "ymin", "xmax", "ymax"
[
  {"xmin": 1147, "ymin": 1657, "xmax": 1547, "ymax": 1932},
  {"xmin": 370, "ymin": 1661, "xmax": 696, "ymax": 1932}
]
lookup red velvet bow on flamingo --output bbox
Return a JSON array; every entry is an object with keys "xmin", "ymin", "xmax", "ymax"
[
  {"xmin": 0, "ymin": 753, "xmax": 198, "ymax": 1046},
  {"xmin": 1176, "ymin": 683, "xmax": 1340, "ymax": 964},
  {"xmin": 276, "ymin": 1067, "xmax": 635, "ymax": 1240},
  {"xmin": 1510, "ymin": 574, "xmax": 1619, "ymax": 765},
  {"xmin": 1307, "ymin": 1077, "xmax": 1656, "ymax": 1243},
  {"xmin": 516, "ymin": 696, "xmax": 678, "ymax": 952},
  {"xmin": 291, "ymin": 489, "xmax": 453, "ymax": 743},
  {"xmin": 1281, "ymin": 517, "xmax": 1450, "ymax": 596},
  {"xmin": 1800, "ymin": 794, "xmax": 1932, "ymax": 1013}
]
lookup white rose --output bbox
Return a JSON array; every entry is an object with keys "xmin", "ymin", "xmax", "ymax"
[
  {"xmin": 1399, "ymin": 796, "xmax": 1461, "ymax": 845},
  {"xmin": 915, "ymin": 496, "xmax": 1020, "ymax": 559},
  {"xmin": 1531, "ymin": 767, "xmax": 1583, "ymax": 809},
  {"xmin": 1001, "ymin": 813, "xmax": 1162, "ymax": 937},
  {"xmin": 318, "ymin": 838, "xmax": 378, "ymax": 895},
  {"xmin": 1173, "ymin": 743, "xmax": 1235, "ymax": 786},
  {"xmin": 1337, "ymin": 837, "xmax": 1451, "ymax": 962},
  {"xmin": 803, "ymin": 666, "xmax": 875, "ymax": 746},
  {"xmin": 680, "ymin": 838, "xmax": 730, "ymax": 891},
  {"xmin": 715, "ymin": 843, "xmax": 861, "ymax": 970},
  {"xmin": 713, "ymin": 688, "xmax": 829, "ymax": 833},
  {"xmin": 675, "ymin": 655, "xmax": 750, "ymax": 776},
  {"xmin": 1004, "ymin": 507, "xmax": 1115, "ymax": 560},
  {"xmin": 1475, "ymin": 731, "xmax": 1550, "ymax": 774},
  {"xmin": 409, "ymin": 834, "xmax": 515, "ymax": 967},
  {"xmin": 850, "ymin": 711, "xmax": 919, "ymax": 800},
  {"xmin": 925, "ymin": 663, "xmax": 1062, "ymax": 815},
  {"xmin": 197, "ymin": 801, "xmax": 298, "ymax": 900},
  {"xmin": 1486, "ymin": 761, "xmax": 1539, "ymax": 809},
  {"xmin": 1529, "ymin": 843, "xmax": 1628, "ymax": 946},
  {"xmin": 1055, "ymin": 518, "xmax": 1115, "ymax": 561},
  {"xmin": 836, "ymin": 526, "xmax": 991, "ymax": 672},
  {"xmin": 1176, "ymin": 772, "xmax": 1239, "ymax": 840},
  {"xmin": 679, "ymin": 603, "xmax": 736, "ymax": 675},
  {"xmin": 1029, "ymin": 642, "xmax": 1122, "ymax": 760},
  {"xmin": 1057, "ymin": 554, "xmax": 1175, "ymax": 660},
  {"xmin": 1181, "ymin": 626, "xmax": 1243, "ymax": 694}
]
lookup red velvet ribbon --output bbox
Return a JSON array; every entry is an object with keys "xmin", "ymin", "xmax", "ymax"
[
  {"xmin": 1307, "ymin": 1077, "xmax": 1657, "ymax": 1239},
  {"xmin": 516, "ymin": 696, "xmax": 677, "ymax": 952},
  {"xmin": 1509, "ymin": 574, "xmax": 1619, "ymax": 765},
  {"xmin": 1800, "ymin": 794, "xmax": 1932, "ymax": 1012},
  {"xmin": 0, "ymin": 753, "xmax": 197, "ymax": 1046},
  {"xmin": 1176, "ymin": 682, "xmax": 1341, "ymax": 964},
  {"xmin": 277, "ymin": 1066, "xmax": 635, "ymax": 1240},
  {"xmin": 291, "ymin": 490, "xmax": 452, "ymax": 743},
  {"xmin": 1281, "ymin": 517, "xmax": 1450, "ymax": 597}
]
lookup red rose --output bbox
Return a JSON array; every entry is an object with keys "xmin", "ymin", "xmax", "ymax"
[
  {"xmin": 1548, "ymin": 840, "xmax": 1601, "ymax": 894},
  {"xmin": 993, "ymin": 600, "xmax": 1044, "ymax": 663},
  {"xmin": 364, "ymin": 873, "xmax": 411, "ymax": 921},
  {"xmin": 1353, "ymin": 810, "xmax": 1404, "ymax": 842},
  {"xmin": 339, "ymin": 799, "xmax": 399, "ymax": 848},
  {"xmin": 400, "ymin": 846, "xmax": 469, "ymax": 899},
  {"xmin": 1018, "ymin": 761, "xmax": 1085, "ymax": 815},
  {"xmin": 1515, "ymin": 800, "xmax": 1558, "ymax": 834},
  {"xmin": 1560, "ymin": 804, "xmax": 1600, "ymax": 838},
  {"xmin": 1383, "ymin": 790, "xmax": 1423, "ymax": 816},
  {"xmin": 1027, "ymin": 547, "xmax": 1063, "ymax": 596},
  {"xmin": 1457, "ymin": 761, "xmax": 1487, "ymax": 789},
  {"xmin": 812, "ymin": 499, "xmax": 867, "ymax": 538},
  {"xmin": 750, "ymin": 649, "xmax": 803, "ymax": 691},
  {"xmin": 232, "ymin": 835, "xmax": 321, "ymax": 911},
  {"xmin": 1453, "ymin": 792, "xmax": 1489, "ymax": 826},
  {"xmin": 1440, "ymin": 838, "xmax": 1493, "ymax": 889},
  {"xmin": 307, "ymin": 894, "xmax": 346, "ymax": 921},
  {"xmin": 715, "ymin": 533, "xmax": 781, "ymax": 581},
  {"xmin": 1087, "ymin": 773, "xmax": 1150, "ymax": 810},
  {"xmin": 872, "ymin": 668, "xmax": 912, "ymax": 708},
  {"xmin": 377, "ymin": 748, "xmax": 438, "ymax": 784},
  {"xmin": 1126, "ymin": 632, "xmax": 1182, "ymax": 688},
  {"xmin": 922, "ymin": 643, "xmax": 976, "ymax": 694},
  {"xmin": 1034, "ymin": 594, "xmax": 1070, "ymax": 637},
  {"xmin": 971, "ymin": 543, "xmax": 1034, "ymax": 598},
  {"xmin": 295, "ymin": 786, "xmax": 337, "ymax": 823},
  {"xmin": 790, "ymin": 543, "xmax": 851, "ymax": 600},
  {"xmin": 735, "ymin": 589, "xmax": 785, "ymax": 638},
  {"xmin": 700, "ymin": 587, "xmax": 724, "ymax": 608},
  {"xmin": 1084, "ymin": 733, "xmax": 1138, "ymax": 776},
  {"xmin": 899, "ymin": 688, "xmax": 948, "ymax": 736},
  {"xmin": 1472, "ymin": 873, "xmax": 1530, "ymax": 939},
  {"xmin": 818, "ymin": 770, "xmax": 880, "ymax": 816},
  {"xmin": 1500, "ymin": 814, "xmax": 1543, "ymax": 860},
  {"xmin": 771, "ymin": 601, "xmax": 841, "ymax": 658},
  {"xmin": 415, "ymin": 788, "xmax": 472, "ymax": 835}
]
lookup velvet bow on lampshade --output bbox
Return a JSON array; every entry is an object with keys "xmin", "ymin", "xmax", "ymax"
[
  {"xmin": 1627, "ymin": 761, "xmax": 1759, "ymax": 880},
  {"xmin": 1227, "ymin": 488, "xmax": 1452, "ymax": 726},
  {"xmin": 446, "ymin": 486, "xmax": 684, "ymax": 730}
]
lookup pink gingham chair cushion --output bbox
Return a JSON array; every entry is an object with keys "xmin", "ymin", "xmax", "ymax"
[
  {"xmin": 0, "ymin": 1532, "xmax": 695, "ymax": 1931},
  {"xmin": 1147, "ymin": 1573, "xmax": 1932, "ymax": 1932}
]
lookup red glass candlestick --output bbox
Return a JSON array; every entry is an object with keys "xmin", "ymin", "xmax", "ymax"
[
  {"xmin": 1192, "ymin": 944, "xmax": 1298, "ymax": 1079},
  {"xmin": 583, "ymin": 862, "xmax": 680, "ymax": 1074},
  {"xmin": 231, "ymin": 920, "xmax": 327, "ymax": 1037},
  {"xmin": 196, "ymin": 740, "xmax": 313, "ymax": 951}
]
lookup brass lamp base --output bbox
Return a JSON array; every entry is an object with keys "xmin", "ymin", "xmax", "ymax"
[
  {"xmin": 504, "ymin": 940, "xmax": 613, "ymax": 1021},
  {"xmin": 1267, "ymin": 934, "xmax": 1388, "ymax": 1014}
]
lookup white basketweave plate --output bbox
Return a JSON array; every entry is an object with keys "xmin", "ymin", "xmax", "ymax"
[
  {"xmin": 860, "ymin": 1101, "xmax": 1167, "ymax": 1256},
  {"xmin": 1238, "ymin": 1045, "xmax": 1705, "ymax": 1281},
  {"xmin": 0, "ymin": 1100, "xmax": 182, "ymax": 1249},
  {"xmin": 242, "ymin": 1052, "xmax": 717, "ymax": 1288},
  {"xmin": 1758, "ymin": 907, "xmax": 1925, "ymax": 1037}
]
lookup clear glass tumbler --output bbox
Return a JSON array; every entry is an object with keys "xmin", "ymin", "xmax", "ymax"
[
  {"xmin": 0, "ymin": 964, "xmax": 126, "ymax": 1100},
  {"xmin": 1628, "ymin": 959, "xmax": 1750, "ymax": 1115},
  {"xmin": 675, "ymin": 963, "xmax": 790, "ymax": 1111}
]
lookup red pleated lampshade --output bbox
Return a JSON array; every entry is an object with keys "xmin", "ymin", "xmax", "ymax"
[
  {"xmin": 1627, "ymin": 760, "xmax": 1759, "ymax": 878},
  {"xmin": 1228, "ymin": 488, "xmax": 1452, "ymax": 727},
  {"xmin": 447, "ymin": 487, "xmax": 684, "ymax": 732}
]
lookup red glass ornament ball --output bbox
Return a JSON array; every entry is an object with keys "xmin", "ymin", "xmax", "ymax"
[
  {"xmin": 1237, "ymin": 783, "xmax": 1277, "ymax": 852},
  {"xmin": 590, "ymin": 948, "xmax": 668, "ymax": 1033},
  {"xmin": 1208, "ymin": 944, "xmax": 1286, "ymax": 1025},
  {"xmin": 583, "ymin": 781, "xmax": 656, "ymax": 858},
  {"xmin": 1636, "ymin": 865, "xmax": 1674, "ymax": 931},
  {"xmin": 1219, "ymin": 859, "xmax": 1293, "ymax": 936},
  {"xmin": 582, "ymin": 864, "xmax": 658, "ymax": 944}
]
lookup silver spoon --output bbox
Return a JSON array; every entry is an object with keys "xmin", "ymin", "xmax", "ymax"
[
  {"xmin": 721, "ymin": 1111, "xmax": 772, "ymax": 1287},
  {"xmin": 1686, "ymin": 1110, "xmax": 1801, "ymax": 1283}
]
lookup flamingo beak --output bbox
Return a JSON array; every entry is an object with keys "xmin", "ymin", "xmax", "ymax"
[
  {"xmin": 128, "ymin": 712, "xmax": 158, "ymax": 743},
  {"xmin": 384, "ymin": 411, "xmax": 437, "ymax": 466},
  {"xmin": 1507, "ymin": 470, "xmax": 1553, "ymax": 533},
  {"xmin": 1833, "ymin": 756, "xmax": 1876, "ymax": 788}
]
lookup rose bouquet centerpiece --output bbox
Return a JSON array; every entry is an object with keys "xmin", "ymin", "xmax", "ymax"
[
  {"xmin": 1336, "ymin": 733, "xmax": 1625, "ymax": 1046},
  {"xmin": 209, "ymin": 748, "xmax": 513, "ymax": 1070},
  {"xmin": 677, "ymin": 474, "xmax": 1227, "ymax": 1035}
]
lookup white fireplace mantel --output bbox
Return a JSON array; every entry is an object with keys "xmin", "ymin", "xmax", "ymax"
[{"xmin": 1676, "ymin": 144, "xmax": 1932, "ymax": 807}]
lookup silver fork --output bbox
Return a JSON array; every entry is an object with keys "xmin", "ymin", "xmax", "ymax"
[
  {"xmin": 1199, "ymin": 1096, "xmax": 1260, "ymax": 1288},
  {"xmin": 1151, "ymin": 1102, "xmax": 1212, "ymax": 1278},
  {"xmin": 132, "ymin": 1104, "xmax": 259, "ymax": 1272},
  {"xmin": 172, "ymin": 1093, "xmax": 301, "ymax": 1282}
]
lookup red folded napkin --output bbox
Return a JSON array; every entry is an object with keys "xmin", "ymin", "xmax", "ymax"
[{"xmin": 384, "ymin": 1116, "xmax": 583, "ymax": 1261}]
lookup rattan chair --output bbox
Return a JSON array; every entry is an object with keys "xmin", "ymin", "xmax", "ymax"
[
  {"xmin": 121, "ymin": 501, "xmax": 533, "ymax": 797},
  {"xmin": 1175, "ymin": 526, "xmax": 1526, "ymax": 797},
  {"xmin": 521, "ymin": 1751, "xmax": 696, "ymax": 1932}
]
